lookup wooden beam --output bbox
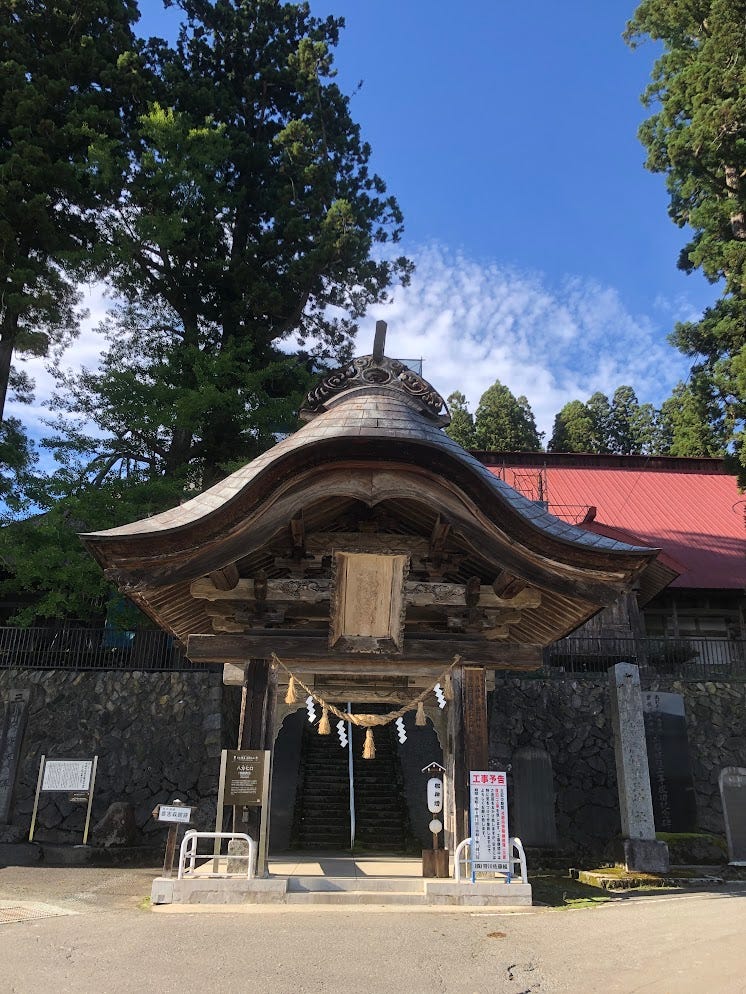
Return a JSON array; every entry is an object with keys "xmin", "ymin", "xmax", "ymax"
[
  {"xmin": 187, "ymin": 632, "xmax": 544, "ymax": 667},
  {"xmin": 493, "ymin": 573, "xmax": 528, "ymax": 599},
  {"xmin": 373, "ymin": 319, "xmax": 387, "ymax": 359},
  {"xmin": 428, "ymin": 514, "xmax": 451, "ymax": 566},
  {"xmin": 462, "ymin": 665, "xmax": 489, "ymax": 771},
  {"xmin": 192, "ymin": 576, "xmax": 542, "ymax": 611},
  {"xmin": 208, "ymin": 563, "xmax": 240, "ymax": 591},
  {"xmin": 290, "ymin": 512, "xmax": 305, "ymax": 560}
]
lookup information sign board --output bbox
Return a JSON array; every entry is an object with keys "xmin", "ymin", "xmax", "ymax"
[
  {"xmin": 469, "ymin": 771, "xmax": 510, "ymax": 874},
  {"xmin": 41, "ymin": 760, "xmax": 93, "ymax": 793},
  {"xmin": 224, "ymin": 750, "xmax": 267, "ymax": 807},
  {"xmin": 158, "ymin": 805, "xmax": 192, "ymax": 824}
]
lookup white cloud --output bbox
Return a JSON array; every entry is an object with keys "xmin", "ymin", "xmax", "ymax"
[
  {"xmin": 6, "ymin": 245, "xmax": 693, "ymax": 445},
  {"xmin": 6, "ymin": 283, "xmax": 110, "ymax": 438},
  {"xmin": 366, "ymin": 245, "xmax": 691, "ymax": 437}
]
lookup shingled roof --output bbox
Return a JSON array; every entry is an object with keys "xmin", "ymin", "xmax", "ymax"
[{"xmin": 82, "ymin": 335, "xmax": 670, "ymax": 647}]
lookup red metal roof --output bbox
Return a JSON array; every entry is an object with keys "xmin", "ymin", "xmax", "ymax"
[{"xmin": 484, "ymin": 457, "xmax": 746, "ymax": 589}]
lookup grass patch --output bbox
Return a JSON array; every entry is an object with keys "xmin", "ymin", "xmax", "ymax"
[{"xmin": 530, "ymin": 874, "xmax": 613, "ymax": 910}]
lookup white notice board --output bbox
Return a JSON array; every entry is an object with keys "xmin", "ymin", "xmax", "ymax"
[
  {"xmin": 469, "ymin": 771, "xmax": 510, "ymax": 874},
  {"xmin": 41, "ymin": 760, "xmax": 93, "ymax": 793}
]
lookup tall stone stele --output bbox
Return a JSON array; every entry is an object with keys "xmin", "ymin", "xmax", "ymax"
[{"xmin": 608, "ymin": 663, "xmax": 669, "ymax": 873}]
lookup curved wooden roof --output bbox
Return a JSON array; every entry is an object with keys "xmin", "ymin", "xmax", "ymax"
[{"xmin": 81, "ymin": 351, "xmax": 669, "ymax": 650}]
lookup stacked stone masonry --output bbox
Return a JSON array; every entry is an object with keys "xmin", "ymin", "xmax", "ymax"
[
  {"xmin": 1, "ymin": 668, "xmax": 744, "ymax": 851},
  {"xmin": 0, "ymin": 668, "xmax": 225, "ymax": 843},
  {"xmin": 490, "ymin": 675, "xmax": 746, "ymax": 854}
]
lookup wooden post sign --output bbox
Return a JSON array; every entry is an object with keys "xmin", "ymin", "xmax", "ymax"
[
  {"xmin": 154, "ymin": 800, "xmax": 192, "ymax": 878},
  {"xmin": 421, "ymin": 763, "xmax": 448, "ymax": 878},
  {"xmin": 214, "ymin": 749, "xmax": 271, "ymax": 875},
  {"xmin": 469, "ymin": 771, "xmax": 510, "ymax": 879},
  {"xmin": 29, "ymin": 755, "xmax": 98, "ymax": 845}
]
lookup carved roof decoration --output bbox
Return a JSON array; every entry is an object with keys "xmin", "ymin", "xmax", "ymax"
[{"xmin": 300, "ymin": 353, "xmax": 450, "ymax": 426}]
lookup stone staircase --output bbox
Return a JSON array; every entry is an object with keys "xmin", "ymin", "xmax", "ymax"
[
  {"xmin": 292, "ymin": 717, "xmax": 351, "ymax": 850},
  {"xmin": 291, "ymin": 709, "xmax": 411, "ymax": 853},
  {"xmin": 351, "ymin": 722, "xmax": 409, "ymax": 853}
]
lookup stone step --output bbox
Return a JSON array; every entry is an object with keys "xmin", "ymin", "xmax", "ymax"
[
  {"xmin": 286, "ymin": 891, "xmax": 428, "ymax": 905},
  {"xmin": 287, "ymin": 875, "xmax": 424, "ymax": 893}
]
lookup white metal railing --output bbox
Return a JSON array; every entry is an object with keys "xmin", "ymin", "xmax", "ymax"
[
  {"xmin": 454, "ymin": 836, "xmax": 528, "ymax": 884},
  {"xmin": 177, "ymin": 831, "xmax": 256, "ymax": 880}
]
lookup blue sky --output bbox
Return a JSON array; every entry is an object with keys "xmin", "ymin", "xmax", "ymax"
[{"xmin": 13, "ymin": 1, "xmax": 716, "ymax": 441}]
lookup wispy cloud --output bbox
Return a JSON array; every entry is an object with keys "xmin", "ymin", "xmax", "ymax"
[
  {"xmin": 367, "ymin": 245, "xmax": 691, "ymax": 437},
  {"xmin": 7, "ymin": 245, "xmax": 693, "ymax": 444},
  {"xmin": 6, "ymin": 284, "xmax": 110, "ymax": 438}
]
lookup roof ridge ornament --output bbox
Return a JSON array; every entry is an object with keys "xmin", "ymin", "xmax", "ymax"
[{"xmin": 300, "ymin": 321, "xmax": 451, "ymax": 426}]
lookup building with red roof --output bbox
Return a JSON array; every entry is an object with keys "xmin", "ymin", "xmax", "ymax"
[{"xmin": 477, "ymin": 452, "xmax": 746, "ymax": 645}]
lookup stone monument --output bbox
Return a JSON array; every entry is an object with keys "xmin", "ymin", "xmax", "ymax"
[
  {"xmin": 608, "ymin": 662, "xmax": 669, "ymax": 873},
  {"xmin": 719, "ymin": 767, "xmax": 746, "ymax": 865},
  {"xmin": 512, "ymin": 746, "xmax": 557, "ymax": 848}
]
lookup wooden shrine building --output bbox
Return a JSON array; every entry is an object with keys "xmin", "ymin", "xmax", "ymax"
[{"xmin": 82, "ymin": 324, "xmax": 670, "ymax": 856}]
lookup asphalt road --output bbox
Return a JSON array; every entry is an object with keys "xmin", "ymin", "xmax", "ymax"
[{"xmin": 1, "ymin": 865, "xmax": 745, "ymax": 994}]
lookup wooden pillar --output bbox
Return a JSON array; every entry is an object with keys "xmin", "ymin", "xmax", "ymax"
[
  {"xmin": 233, "ymin": 659, "xmax": 274, "ymax": 838},
  {"xmin": 452, "ymin": 664, "xmax": 489, "ymax": 846}
]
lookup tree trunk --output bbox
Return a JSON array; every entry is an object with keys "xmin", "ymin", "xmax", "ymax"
[
  {"xmin": 725, "ymin": 164, "xmax": 746, "ymax": 241},
  {"xmin": 0, "ymin": 315, "xmax": 19, "ymax": 424}
]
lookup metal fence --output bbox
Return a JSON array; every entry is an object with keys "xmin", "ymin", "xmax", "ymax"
[
  {"xmin": 0, "ymin": 627, "xmax": 209, "ymax": 672},
  {"xmin": 1, "ymin": 627, "xmax": 744, "ymax": 681},
  {"xmin": 543, "ymin": 636, "xmax": 746, "ymax": 682}
]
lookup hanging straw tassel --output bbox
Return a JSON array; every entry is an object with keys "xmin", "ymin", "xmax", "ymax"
[
  {"xmin": 318, "ymin": 705, "xmax": 331, "ymax": 735},
  {"xmin": 443, "ymin": 672, "xmax": 454, "ymax": 701},
  {"xmin": 284, "ymin": 675, "xmax": 298, "ymax": 705},
  {"xmin": 415, "ymin": 700, "xmax": 427, "ymax": 727},
  {"xmin": 363, "ymin": 728, "xmax": 376, "ymax": 759}
]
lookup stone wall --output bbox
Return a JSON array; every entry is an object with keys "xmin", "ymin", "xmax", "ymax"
[
  {"xmin": 3, "ymin": 667, "xmax": 744, "ymax": 852},
  {"xmin": 649, "ymin": 678, "xmax": 746, "ymax": 836},
  {"xmin": 489, "ymin": 674, "xmax": 746, "ymax": 854},
  {"xmin": 490, "ymin": 677, "xmax": 620, "ymax": 854},
  {"xmin": 0, "ymin": 668, "xmax": 226, "ymax": 844}
]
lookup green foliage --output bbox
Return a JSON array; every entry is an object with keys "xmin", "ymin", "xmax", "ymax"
[
  {"xmin": 0, "ymin": 474, "xmax": 183, "ymax": 624},
  {"xmin": 3, "ymin": 0, "xmax": 412, "ymax": 619},
  {"xmin": 586, "ymin": 392, "xmax": 613, "ymax": 454},
  {"xmin": 0, "ymin": 0, "xmax": 139, "ymax": 420},
  {"xmin": 609, "ymin": 386, "xmax": 658, "ymax": 455},
  {"xmin": 473, "ymin": 380, "xmax": 543, "ymax": 451},
  {"xmin": 444, "ymin": 391, "xmax": 476, "ymax": 448},
  {"xmin": 55, "ymin": 0, "xmax": 412, "ymax": 486},
  {"xmin": 550, "ymin": 387, "xmax": 666, "ymax": 455},
  {"xmin": 658, "ymin": 378, "xmax": 727, "ymax": 456},
  {"xmin": 548, "ymin": 400, "xmax": 596, "ymax": 453},
  {"xmin": 0, "ymin": 419, "xmax": 37, "ymax": 519},
  {"xmin": 626, "ymin": 0, "xmax": 746, "ymax": 473}
]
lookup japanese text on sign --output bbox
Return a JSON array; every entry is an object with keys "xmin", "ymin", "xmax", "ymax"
[
  {"xmin": 469, "ymin": 771, "xmax": 510, "ymax": 873},
  {"xmin": 158, "ymin": 805, "xmax": 192, "ymax": 823},
  {"xmin": 41, "ymin": 760, "xmax": 93, "ymax": 793},
  {"xmin": 224, "ymin": 750, "xmax": 267, "ymax": 807}
]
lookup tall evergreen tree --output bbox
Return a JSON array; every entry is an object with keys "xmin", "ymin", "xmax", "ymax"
[
  {"xmin": 3, "ymin": 0, "xmax": 411, "ymax": 621},
  {"xmin": 0, "ymin": 0, "xmax": 139, "ymax": 423},
  {"xmin": 473, "ymin": 380, "xmax": 542, "ymax": 451},
  {"xmin": 626, "ymin": 0, "xmax": 746, "ymax": 472},
  {"xmin": 548, "ymin": 399, "xmax": 595, "ymax": 452},
  {"xmin": 658, "ymin": 379, "xmax": 727, "ymax": 457},
  {"xmin": 53, "ymin": 0, "xmax": 412, "ymax": 489},
  {"xmin": 586, "ymin": 392, "xmax": 613, "ymax": 453},
  {"xmin": 444, "ymin": 390, "xmax": 476, "ymax": 449}
]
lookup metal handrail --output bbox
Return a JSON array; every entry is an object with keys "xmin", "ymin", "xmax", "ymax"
[
  {"xmin": 454, "ymin": 836, "xmax": 528, "ymax": 884},
  {"xmin": 178, "ymin": 831, "xmax": 256, "ymax": 880}
]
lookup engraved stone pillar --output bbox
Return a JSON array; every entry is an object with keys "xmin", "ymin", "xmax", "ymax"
[{"xmin": 608, "ymin": 662, "xmax": 669, "ymax": 873}]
